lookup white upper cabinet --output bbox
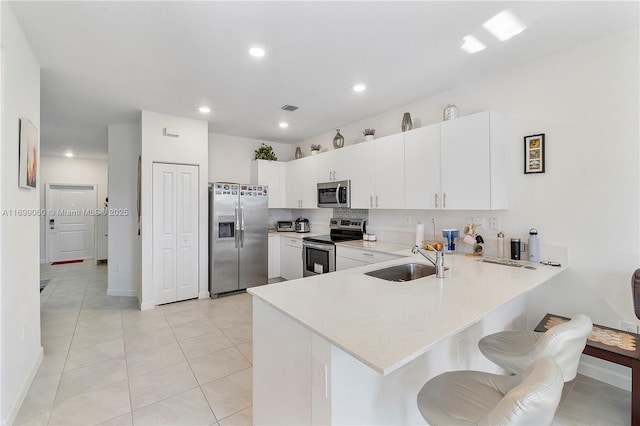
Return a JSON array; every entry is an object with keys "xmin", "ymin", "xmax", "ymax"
[
  {"xmin": 373, "ymin": 134, "xmax": 405, "ymax": 209},
  {"xmin": 250, "ymin": 160, "xmax": 286, "ymax": 208},
  {"xmin": 440, "ymin": 111, "xmax": 507, "ymax": 210},
  {"xmin": 404, "ymin": 124, "xmax": 441, "ymax": 209},
  {"xmin": 286, "ymin": 155, "xmax": 318, "ymax": 209},
  {"xmin": 284, "ymin": 110, "xmax": 506, "ymax": 212},
  {"xmin": 346, "ymin": 143, "xmax": 375, "ymax": 209}
]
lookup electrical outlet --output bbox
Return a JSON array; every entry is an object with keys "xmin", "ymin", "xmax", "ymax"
[
  {"xmin": 489, "ymin": 217, "xmax": 500, "ymax": 230},
  {"xmin": 620, "ymin": 321, "xmax": 638, "ymax": 333},
  {"xmin": 403, "ymin": 215, "xmax": 411, "ymax": 225},
  {"xmin": 312, "ymin": 357, "xmax": 328, "ymax": 399}
]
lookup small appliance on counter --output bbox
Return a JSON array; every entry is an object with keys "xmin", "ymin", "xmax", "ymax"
[
  {"xmin": 276, "ymin": 221, "xmax": 295, "ymax": 232},
  {"xmin": 295, "ymin": 217, "xmax": 310, "ymax": 233},
  {"xmin": 442, "ymin": 228, "xmax": 459, "ymax": 253}
]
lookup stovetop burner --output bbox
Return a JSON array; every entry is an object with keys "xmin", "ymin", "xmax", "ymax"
[{"xmin": 303, "ymin": 218, "xmax": 365, "ymax": 245}]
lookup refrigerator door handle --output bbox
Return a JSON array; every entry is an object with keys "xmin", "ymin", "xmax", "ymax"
[
  {"xmin": 234, "ymin": 204, "xmax": 240, "ymax": 248},
  {"xmin": 239, "ymin": 207, "xmax": 245, "ymax": 248}
]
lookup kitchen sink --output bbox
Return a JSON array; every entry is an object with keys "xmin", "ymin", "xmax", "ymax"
[{"xmin": 364, "ymin": 263, "xmax": 438, "ymax": 282}]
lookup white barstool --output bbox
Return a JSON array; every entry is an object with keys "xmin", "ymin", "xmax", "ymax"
[
  {"xmin": 417, "ymin": 357, "xmax": 564, "ymax": 425},
  {"xmin": 478, "ymin": 314, "xmax": 592, "ymax": 382}
]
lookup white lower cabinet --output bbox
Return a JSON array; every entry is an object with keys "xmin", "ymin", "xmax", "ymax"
[
  {"xmin": 336, "ymin": 256, "xmax": 369, "ymax": 270},
  {"xmin": 335, "ymin": 246, "xmax": 403, "ymax": 271},
  {"xmin": 268, "ymin": 235, "xmax": 281, "ymax": 279},
  {"xmin": 280, "ymin": 237, "xmax": 303, "ymax": 280}
]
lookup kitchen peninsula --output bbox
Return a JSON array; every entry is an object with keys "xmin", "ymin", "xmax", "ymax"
[{"xmin": 249, "ymin": 251, "xmax": 567, "ymax": 425}]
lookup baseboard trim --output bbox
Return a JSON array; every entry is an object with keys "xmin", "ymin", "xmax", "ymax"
[
  {"xmin": 106, "ymin": 288, "xmax": 137, "ymax": 297},
  {"xmin": 578, "ymin": 358, "xmax": 631, "ymax": 391},
  {"xmin": 198, "ymin": 291, "xmax": 210, "ymax": 299},
  {"xmin": 3, "ymin": 346, "xmax": 44, "ymax": 425},
  {"xmin": 140, "ymin": 300, "xmax": 155, "ymax": 311}
]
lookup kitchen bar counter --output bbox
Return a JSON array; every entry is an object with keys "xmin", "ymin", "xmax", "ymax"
[
  {"xmin": 250, "ymin": 252, "xmax": 566, "ymax": 375},
  {"xmin": 249, "ymin": 251, "xmax": 567, "ymax": 424}
]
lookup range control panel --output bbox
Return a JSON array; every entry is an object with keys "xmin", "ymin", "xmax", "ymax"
[{"xmin": 329, "ymin": 218, "xmax": 365, "ymax": 231}]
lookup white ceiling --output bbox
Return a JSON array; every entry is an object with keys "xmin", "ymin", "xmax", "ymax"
[{"xmin": 9, "ymin": 1, "xmax": 639, "ymax": 160}]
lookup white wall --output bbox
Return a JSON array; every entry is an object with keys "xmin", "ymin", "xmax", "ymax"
[
  {"xmin": 140, "ymin": 111, "xmax": 208, "ymax": 309},
  {"xmin": 0, "ymin": 3, "xmax": 42, "ymax": 423},
  {"xmin": 208, "ymin": 132, "xmax": 294, "ymax": 183},
  {"xmin": 107, "ymin": 123, "xmax": 141, "ymax": 297},
  {"xmin": 39, "ymin": 155, "xmax": 108, "ymax": 263},
  {"xmin": 302, "ymin": 28, "xmax": 639, "ymax": 389}
]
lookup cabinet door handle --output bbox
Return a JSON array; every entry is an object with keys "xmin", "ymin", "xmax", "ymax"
[
  {"xmin": 435, "ymin": 193, "xmax": 439, "ymax": 208},
  {"xmin": 375, "ymin": 196, "xmax": 379, "ymax": 208},
  {"xmin": 443, "ymin": 193, "xmax": 447, "ymax": 208},
  {"xmin": 362, "ymin": 252, "xmax": 374, "ymax": 257},
  {"xmin": 370, "ymin": 196, "xmax": 373, "ymax": 208}
]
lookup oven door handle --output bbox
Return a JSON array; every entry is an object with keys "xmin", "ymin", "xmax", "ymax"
[{"xmin": 303, "ymin": 241, "xmax": 335, "ymax": 251}]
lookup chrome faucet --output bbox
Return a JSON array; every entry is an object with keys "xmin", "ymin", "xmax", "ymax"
[{"xmin": 412, "ymin": 245, "xmax": 446, "ymax": 278}]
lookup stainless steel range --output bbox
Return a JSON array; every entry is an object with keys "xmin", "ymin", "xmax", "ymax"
[{"xmin": 302, "ymin": 218, "xmax": 365, "ymax": 277}]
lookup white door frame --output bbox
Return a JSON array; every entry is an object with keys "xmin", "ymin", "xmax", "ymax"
[{"xmin": 45, "ymin": 183, "xmax": 97, "ymax": 263}]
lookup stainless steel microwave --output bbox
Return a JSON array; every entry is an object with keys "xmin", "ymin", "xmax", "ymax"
[{"xmin": 317, "ymin": 180, "xmax": 350, "ymax": 208}]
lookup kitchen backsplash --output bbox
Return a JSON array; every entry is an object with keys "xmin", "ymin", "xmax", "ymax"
[{"xmin": 333, "ymin": 208, "xmax": 368, "ymax": 221}]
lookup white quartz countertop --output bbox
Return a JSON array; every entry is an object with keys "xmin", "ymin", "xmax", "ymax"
[
  {"xmin": 249, "ymin": 252, "xmax": 567, "ymax": 376},
  {"xmin": 335, "ymin": 239, "xmax": 409, "ymax": 255},
  {"xmin": 269, "ymin": 231, "xmax": 318, "ymax": 239}
]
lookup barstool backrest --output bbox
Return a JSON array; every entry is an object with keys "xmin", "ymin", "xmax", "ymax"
[
  {"xmin": 632, "ymin": 269, "xmax": 640, "ymax": 320},
  {"xmin": 481, "ymin": 357, "xmax": 563, "ymax": 425},
  {"xmin": 531, "ymin": 314, "xmax": 592, "ymax": 381}
]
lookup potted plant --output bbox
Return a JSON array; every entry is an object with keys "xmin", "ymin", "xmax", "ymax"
[
  {"xmin": 310, "ymin": 144, "xmax": 322, "ymax": 155},
  {"xmin": 254, "ymin": 143, "xmax": 278, "ymax": 161},
  {"xmin": 363, "ymin": 128, "xmax": 376, "ymax": 141}
]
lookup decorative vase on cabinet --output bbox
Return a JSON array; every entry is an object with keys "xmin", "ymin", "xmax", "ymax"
[
  {"xmin": 401, "ymin": 112, "xmax": 413, "ymax": 132},
  {"xmin": 333, "ymin": 129, "xmax": 345, "ymax": 149},
  {"xmin": 443, "ymin": 104, "xmax": 459, "ymax": 121},
  {"xmin": 295, "ymin": 147, "xmax": 303, "ymax": 159}
]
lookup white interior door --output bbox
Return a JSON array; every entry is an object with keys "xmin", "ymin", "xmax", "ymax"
[
  {"xmin": 47, "ymin": 184, "xmax": 96, "ymax": 262},
  {"xmin": 153, "ymin": 163, "xmax": 199, "ymax": 304},
  {"xmin": 175, "ymin": 165, "xmax": 199, "ymax": 301}
]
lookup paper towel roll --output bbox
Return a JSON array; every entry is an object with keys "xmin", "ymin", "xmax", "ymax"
[{"xmin": 415, "ymin": 223, "xmax": 425, "ymax": 246}]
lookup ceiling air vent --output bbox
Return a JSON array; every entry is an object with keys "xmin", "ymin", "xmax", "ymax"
[{"xmin": 280, "ymin": 104, "xmax": 299, "ymax": 112}]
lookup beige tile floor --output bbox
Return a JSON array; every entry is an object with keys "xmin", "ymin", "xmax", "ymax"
[
  {"xmin": 16, "ymin": 261, "xmax": 253, "ymax": 425},
  {"xmin": 15, "ymin": 261, "xmax": 632, "ymax": 425}
]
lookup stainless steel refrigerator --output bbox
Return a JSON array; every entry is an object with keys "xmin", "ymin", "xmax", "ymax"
[{"xmin": 209, "ymin": 182, "xmax": 268, "ymax": 296}]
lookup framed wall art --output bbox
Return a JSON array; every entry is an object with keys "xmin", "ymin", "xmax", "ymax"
[
  {"xmin": 19, "ymin": 117, "xmax": 39, "ymax": 189},
  {"xmin": 524, "ymin": 133, "xmax": 545, "ymax": 174}
]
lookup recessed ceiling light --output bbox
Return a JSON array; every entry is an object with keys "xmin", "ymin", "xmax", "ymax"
[
  {"xmin": 483, "ymin": 9, "xmax": 526, "ymax": 41},
  {"xmin": 460, "ymin": 35, "xmax": 487, "ymax": 54},
  {"xmin": 353, "ymin": 84, "xmax": 366, "ymax": 92},
  {"xmin": 249, "ymin": 47, "xmax": 266, "ymax": 58},
  {"xmin": 279, "ymin": 122, "xmax": 289, "ymax": 128},
  {"xmin": 65, "ymin": 151, "xmax": 74, "ymax": 158},
  {"xmin": 199, "ymin": 106, "xmax": 211, "ymax": 113}
]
